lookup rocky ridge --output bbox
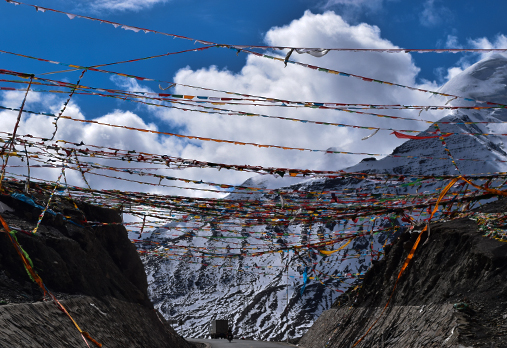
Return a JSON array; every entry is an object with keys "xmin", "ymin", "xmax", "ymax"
[
  {"xmin": 299, "ymin": 198, "xmax": 507, "ymax": 347},
  {"xmin": 0, "ymin": 182, "xmax": 194, "ymax": 348}
]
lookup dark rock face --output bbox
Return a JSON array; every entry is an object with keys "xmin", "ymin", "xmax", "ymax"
[
  {"xmin": 0, "ymin": 193, "xmax": 149, "ymax": 307},
  {"xmin": 299, "ymin": 199, "xmax": 507, "ymax": 347},
  {"xmin": 0, "ymin": 188, "xmax": 195, "ymax": 348}
]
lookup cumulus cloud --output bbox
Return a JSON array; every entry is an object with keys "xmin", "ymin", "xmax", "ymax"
[
  {"xmin": 2, "ymin": 11, "xmax": 452, "ymax": 201},
  {"xmin": 0, "ymin": 91, "xmax": 190, "ymax": 194},
  {"xmin": 161, "ymin": 11, "xmax": 443, "ymax": 175}
]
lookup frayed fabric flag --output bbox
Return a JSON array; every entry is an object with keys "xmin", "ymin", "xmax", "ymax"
[{"xmin": 391, "ymin": 131, "xmax": 451, "ymax": 140}]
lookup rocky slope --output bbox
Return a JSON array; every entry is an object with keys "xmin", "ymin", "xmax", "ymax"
[
  {"xmin": 299, "ymin": 198, "xmax": 507, "ymax": 347},
  {"xmin": 0, "ymin": 181, "xmax": 194, "ymax": 348}
]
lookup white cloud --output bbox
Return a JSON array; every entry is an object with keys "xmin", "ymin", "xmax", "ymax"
[
  {"xmin": 322, "ymin": 0, "xmax": 384, "ymax": 11},
  {"xmin": 110, "ymin": 75, "xmax": 153, "ymax": 95},
  {"xmin": 88, "ymin": 0, "xmax": 168, "ymax": 12},
  {"xmin": 159, "ymin": 11, "xmax": 443, "ymax": 176},
  {"xmin": 445, "ymin": 35, "xmax": 462, "ymax": 49},
  {"xmin": 0, "ymin": 91, "xmax": 190, "ymax": 194},
  {"xmin": 2, "ymin": 11, "xmax": 450, "ymax": 200},
  {"xmin": 445, "ymin": 66, "xmax": 465, "ymax": 81},
  {"xmin": 435, "ymin": 34, "xmax": 507, "ymax": 85},
  {"xmin": 469, "ymin": 34, "xmax": 507, "ymax": 60},
  {"xmin": 318, "ymin": 0, "xmax": 392, "ymax": 21},
  {"xmin": 420, "ymin": 0, "xmax": 451, "ymax": 27}
]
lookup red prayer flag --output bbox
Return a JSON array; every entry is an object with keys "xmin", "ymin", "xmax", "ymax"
[{"xmin": 391, "ymin": 131, "xmax": 452, "ymax": 139}]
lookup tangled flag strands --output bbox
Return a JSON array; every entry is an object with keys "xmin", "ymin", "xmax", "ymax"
[
  {"xmin": 6, "ymin": 96, "xmax": 507, "ymax": 140},
  {"xmin": 4, "ymin": 98, "xmax": 507, "ymax": 161},
  {"xmin": 1, "ymin": 170, "xmax": 504, "ymax": 237},
  {"xmin": 3, "ymin": 131, "xmax": 507, "ymax": 197},
  {"xmin": 0, "ymin": 74, "xmax": 32, "ymax": 190},
  {"xmin": 1, "ymin": 64, "xmax": 506, "ymax": 272},
  {"xmin": 3, "ymin": 3, "xmax": 507, "ymax": 344},
  {"xmin": 7, "ymin": 131, "xmax": 507, "ymax": 179},
  {"xmin": 37, "ymin": 112, "xmax": 507, "ymax": 153},
  {"xmin": 3, "ymin": 79, "xmax": 507, "ymax": 131},
  {"xmin": 4, "ymin": 90, "xmax": 507, "ymax": 139},
  {"xmin": 5, "ymin": 76, "xmax": 507, "ymax": 136},
  {"xmin": 1, "ymin": 47, "xmax": 505, "ymax": 108},
  {"xmin": 5, "ymin": 0, "xmax": 507, "ymax": 55},
  {"xmin": 4, "ymin": 76, "xmax": 507, "ymax": 116}
]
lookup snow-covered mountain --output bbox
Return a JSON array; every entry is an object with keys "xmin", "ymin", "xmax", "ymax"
[
  {"xmin": 141, "ymin": 55, "xmax": 507, "ymax": 341},
  {"xmin": 317, "ymin": 55, "xmax": 507, "ymax": 178},
  {"xmin": 143, "ymin": 221, "xmax": 381, "ymax": 340}
]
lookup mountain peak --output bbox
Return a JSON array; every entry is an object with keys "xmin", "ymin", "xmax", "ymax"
[{"xmin": 441, "ymin": 54, "xmax": 507, "ymax": 105}]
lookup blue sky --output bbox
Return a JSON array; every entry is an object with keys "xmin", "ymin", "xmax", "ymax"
[
  {"xmin": 1, "ymin": 0, "xmax": 505, "ymax": 117},
  {"xmin": 1, "ymin": 0, "xmax": 507, "ymax": 196},
  {"xmin": 2, "ymin": 0, "xmax": 506, "ymax": 78}
]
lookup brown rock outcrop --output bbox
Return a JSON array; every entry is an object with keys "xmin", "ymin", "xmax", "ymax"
[{"xmin": 300, "ymin": 199, "xmax": 507, "ymax": 347}]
